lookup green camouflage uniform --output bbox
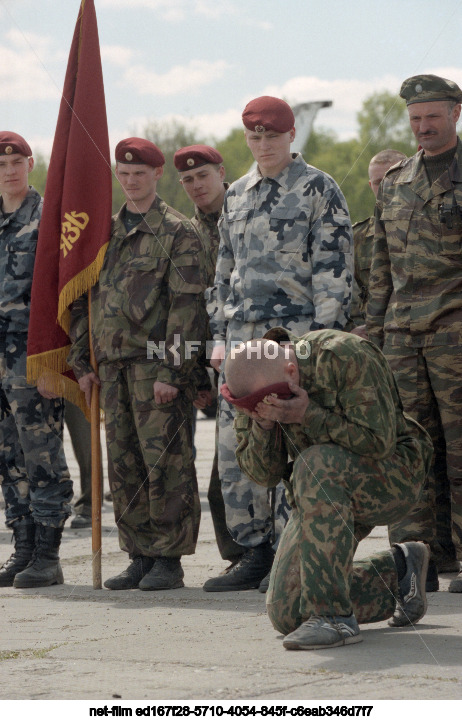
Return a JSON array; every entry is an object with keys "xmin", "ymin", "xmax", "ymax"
[
  {"xmin": 233, "ymin": 328, "xmax": 432, "ymax": 634},
  {"xmin": 68, "ymin": 196, "xmax": 209, "ymax": 558},
  {"xmin": 191, "ymin": 196, "xmax": 242, "ymax": 562},
  {"xmin": 367, "ymin": 140, "xmax": 462, "ymax": 564},
  {"xmin": 0, "ymin": 188, "xmax": 72, "ymax": 528},
  {"xmin": 349, "ymin": 215, "xmax": 374, "ymax": 326},
  {"xmin": 207, "ymin": 153, "xmax": 353, "ymax": 550}
]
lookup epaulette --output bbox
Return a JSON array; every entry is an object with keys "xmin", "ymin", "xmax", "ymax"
[{"xmin": 353, "ymin": 216, "xmax": 372, "ymax": 229}]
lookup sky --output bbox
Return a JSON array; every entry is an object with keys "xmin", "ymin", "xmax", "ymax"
[{"xmin": 1, "ymin": 0, "xmax": 462, "ymax": 159}]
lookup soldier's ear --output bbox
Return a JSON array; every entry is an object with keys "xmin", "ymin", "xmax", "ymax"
[{"xmin": 27, "ymin": 157, "xmax": 34, "ymax": 173}]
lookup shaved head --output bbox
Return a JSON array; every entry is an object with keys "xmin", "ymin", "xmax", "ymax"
[{"xmin": 224, "ymin": 339, "xmax": 296, "ymax": 397}]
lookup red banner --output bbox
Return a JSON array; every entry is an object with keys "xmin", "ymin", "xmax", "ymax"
[{"xmin": 27, "ymin": 0, "xmax": 111, "ymax": 416}]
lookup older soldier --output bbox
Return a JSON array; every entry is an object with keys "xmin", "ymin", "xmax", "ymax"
[
  {"xmin": 367, "ymin": 74, "xmax": 462, "ymax": 593},
  {"xmin": 68, "ymin": 137, "xmax": 209, "ymax": 591},
  {"xmin": 174, "ymin": 144, "xmax": 243, "ymax": 569},
  {"xmin": 0, "ymin": 132, "xmax": 73, "ymax": 588},
  {"xmin": 223, "ymin": 332, "xmax": 432, "ymax": 647},
  {"xmin": 350, "ymin": 149, "xmax": 406, "ymax": 328},
  {"xmin": 205, "ymin": 96, "xmax": 353, "ymax": 592}
]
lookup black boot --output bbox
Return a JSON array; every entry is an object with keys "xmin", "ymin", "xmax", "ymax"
[
  {"xmin": 138, "ymin": 557, "xmax": 184, "ymax": 591},
  {"xmin": 203, "ymin": 542, "xmax": 275, "ymax": 592},
  {"xmin": 0, "ymin": 517, "xmax": 36, "ymax": 587},
  {"xmin": 13, "ymin": 525, "xmax": 64, "ymax": 588},
  {"xmin": 104, "ymin": 555, "xmax": 155, "ymax": 590}
]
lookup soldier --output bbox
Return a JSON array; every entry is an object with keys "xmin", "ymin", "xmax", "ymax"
[
  {"xmin": 68, "ymin": 137, "xmax": 209, "ymax": 591},
  {"xmin": 350, "ymin": 149, "xmax": 406, "ymax": 329},
  {"xmin": 205, "ymin": 96, "xmax": 353, "ymax": 592},
  {"xmin": 0, "ymin": 131, "xmax": 73, "ymax": 588},
  {"xmin": 367, "ymin": 74, "xmax": 462, "ymax": 593},
  {"xmin": 174, "ymin": 144, "xmax": 243, "ymax": 569},
  {"xmin": 222, "ymin": 332, "xmax": 433, "ymax": 649}
]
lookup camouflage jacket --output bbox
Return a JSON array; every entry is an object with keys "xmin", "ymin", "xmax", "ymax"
[
  {"xmin": 0, "ymin": 187, "xmax": 42, "ymax": 336},
  {"xmin": 207, "ymin": 153, "xmax": 353, "ymax": 341},
  {"xmin": 349, "ymin": 215, "xmax": 374, "ymax": 325},
  {"xmin": 68, "ymin": 196, "xmax": 209, "ymax": 388},
  {"xmin": 191, "ymin": 182, "xmax": 228, "ymax": 289},
  {"xmin": 234, "ymin": 327, "xmax": 432, "ymax": 490},
  {"xmin": 367, "ymin": 138, "xmax": 462, "ymax": 348}
]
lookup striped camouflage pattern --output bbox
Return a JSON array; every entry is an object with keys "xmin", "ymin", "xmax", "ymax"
[
  {"xmin": 385, "ymin": 343, "xmax": 462, "ymax": 561},
  {"xmin": 233, "ymin": 328, "xmax": 432, "ymax": 630},
  {"xmin": 367, "ymin": 140, "xmax": 462, "ymax": 348},
  {"xmin": 1, "ymin": 187, "xmax": 72, "ymax": 528},
  {"xmin": 349, "ymin": 215, "xmax": 374, "ymax": 325},
  {"xmin": 207, "ymin": 153, "xmax": 353, "ymax": 341}
]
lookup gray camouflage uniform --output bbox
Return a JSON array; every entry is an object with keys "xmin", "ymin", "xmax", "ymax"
[
  {"xmin": 207, "ymin": 153, "xmax": 353, "ymax": 548},
  {"xmin": 68, "ymin": 196, "xmax": 209, "ymax": 559},
  {"xmin": 0, "ymin": 187, "xmax": 72, "ymax": 528}
]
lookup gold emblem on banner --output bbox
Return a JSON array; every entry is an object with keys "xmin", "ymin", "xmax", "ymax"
[{"xmin": 60, "ymin": 211, "xmax": 90, "ymax": 257}]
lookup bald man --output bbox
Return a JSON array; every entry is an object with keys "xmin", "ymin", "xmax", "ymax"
[{"xmin": 224, "ymin": 330, "xmax": 432, "ymax": 649}]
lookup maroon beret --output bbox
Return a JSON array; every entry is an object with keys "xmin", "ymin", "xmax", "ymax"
[
  {"xmin": 220, "ymin": 381, "xmax": 293, "ymax": 412},
  {"xmin": 242, "ymin": 96, "xmax": 295, "ymax": 133},
  {"xmin": 115, "ymin": 137, "xmax": 165, "ymax": 168},
  {"xmin": 0, "ymin": 131, "xmax": 32, "ymax": 157},
  {"xmin": 174, "ymin": 144, "xmax": 223, "ymax": 172}
]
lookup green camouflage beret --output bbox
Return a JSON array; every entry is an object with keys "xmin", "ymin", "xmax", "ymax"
[{"xmin": 400, "ymin": 74, "xmax": 462, "ymax": 105}]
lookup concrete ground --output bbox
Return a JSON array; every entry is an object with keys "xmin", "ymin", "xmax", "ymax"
[{"xmin": 0, "ymin": 414, "xmax": 461, "ymax": 702}]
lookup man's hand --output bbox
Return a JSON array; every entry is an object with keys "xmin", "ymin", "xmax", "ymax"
[
  {"xmin": 37, "ymin": 376, "xmax": 59, "ymax": 400},
  {"xmin": 210, "ymin": 345, "xmax": 225, "ymax": 372},
  {"xmin": 254, "ymin": 381, "xmax": 309, "ymax": 425},
  {"xmin": 193, "ymin": 389, "xmax": 213, "ymax": 410},
  {"xmin": 351, "ymin": 324, "xmax": 368, "ymax": 339},
  {"xmin": 78, "ymin": 372, "xmax": 101, "ymax": 408},
  {"xmin": 154, "ymin": 380, "xmax": 179, "ymax": 405},
  {"xmin": 239, "ymin": 406, "xmax": 276, "ymax": 430}
]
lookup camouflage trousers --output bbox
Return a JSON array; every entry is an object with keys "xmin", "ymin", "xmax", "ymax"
[
  {"xmin": 266, "ymin": 442, "xmax": 425, "ymax": 635},
  {"xmin": 99, "ymin": 360, "xmax": 200, "ymax": 558},
  {"xmin": 385, "ymin": 343, "xmax": 462, "ymax": 561},
  {"xmin": 0, "ymin": 338, "xmax": 72, "ymax": 528},
  {"xmin": 219, "ymin": 317, "xmax": 315, "ymax": 548},
  {"xmin": 65, "ymin": 401, "xmax": 102, "ymax": 518}
]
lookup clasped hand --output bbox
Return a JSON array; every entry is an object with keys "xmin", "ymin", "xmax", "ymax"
[{"xmin": 241, "ymin": 381, "xmax": 309, "ymax": 429}]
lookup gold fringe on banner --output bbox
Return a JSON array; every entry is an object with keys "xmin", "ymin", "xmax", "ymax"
[
  {"xmin": 27, "ymin": 346, "xmax": 90, "ymax": 421},
  {"xmin": 57, "ymin": 242, "xmax": 109, "ymax": 334}
]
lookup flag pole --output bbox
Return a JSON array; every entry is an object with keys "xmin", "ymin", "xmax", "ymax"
[{"xmin": 89, "ymin": 288, "xmax": 102, "ymax": 589}]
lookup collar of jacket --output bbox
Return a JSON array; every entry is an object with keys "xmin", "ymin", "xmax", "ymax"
[
  {"xmin": 244, "ymin": 152, "xmax": 305, "ymax": 193},
  {"xmin": 0, "ymin": 186, "xmax": 41, "ymax": 226},
  {"xmin": 395, "ymin": 137, "xmax": 462, "ymax": 187},
  {"xmin": 112, "ymin": 194, "xmax": 167, "ymax": 237}
]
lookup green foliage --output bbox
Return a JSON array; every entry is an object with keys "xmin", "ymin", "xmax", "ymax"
[
  {"xmin": 29, "ymin": 153, "xmax": 48, "ymax": 196},
  {"xmin": 216, "ymin": 128, "xmax": 254, "ymax": 185},
  {"xmin": 302, "ymin": 91, "xmax": 418, "ymax": 222}
]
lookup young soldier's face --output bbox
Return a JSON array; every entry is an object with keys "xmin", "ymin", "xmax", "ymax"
[
  {"xmin": 116, "ymin": 163, "xmax": 162, "ymax": 205},
  {"xmin": 368, "ymin": 163, "xmax": 391, "ymax": 198},
  {"xmin": 0, "ymin": 153, "xmax": 33, "ymax": 200},
  {"xmin": 408, "ymin": 100, "xmax": 461, "ymax": 156},
  {"xmin": 244, "ymin": 128, "xmax": 295, "ymax": 176},
  {"xmin": 180, "ymin": 164, "xmax": 225, "ymax": 214}
]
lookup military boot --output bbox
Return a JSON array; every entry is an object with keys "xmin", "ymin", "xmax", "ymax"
[
  {"xmin": 203, "ymin": 542, "xmax": 274, "ymax": 592},
  {"xmin": 0, "ymin": 517, "xmax": 36, "ymax": 587},
  {"xmin": 104, "ymin": 555, "xmax": 154, "ymax": 590},
  {"xmin": 138, "ymin": 557, "xmax": 184, "ymax": 590},
  {"xmin": 13, "ymin": 525, "xmax": 64, "ymax": 588}
]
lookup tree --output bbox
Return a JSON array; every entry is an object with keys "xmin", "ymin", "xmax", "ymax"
[
  {"xmin": 29, "ymin": 153, "xmax": 48, "ymax": 196},
  {"xmin": 216, "ymin": 128, "xmax": 253, "ymax": 185}
]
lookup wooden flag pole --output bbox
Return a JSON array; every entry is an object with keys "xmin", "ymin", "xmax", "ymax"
[{"xmin": 89, "ymin": 288, "xmax": 102, "ymax": 589}]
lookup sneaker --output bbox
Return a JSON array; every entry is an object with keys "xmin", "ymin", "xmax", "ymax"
[
  {"xmin": 104, "ymin": 556, "xmax": 154, "ymax": 590},
  {"xmin": 283, "ymin": 614, "xmax": 362, "ymax": 650},
  {"xmin": 203, "ymin": 543, "xmax": 274, "ymax": 592},
  {"xmin": 70, "ymin": 514, "xmax": 92, "ymax": 529},
  {"xmin": 388, "ymin": 542, "xmax": 429, "ymax": 627},
  {"xmin": 138, "ymin": 558, "xmax": 184, "ymax": 591},
  {"xmin": 448, "ymin": 570, "xmax": 462, "ymax": 593}
]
